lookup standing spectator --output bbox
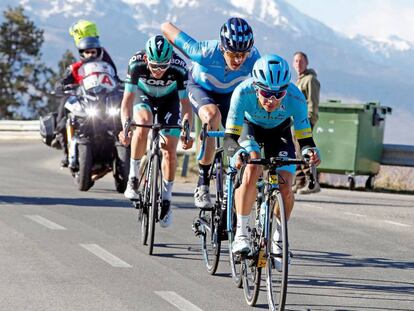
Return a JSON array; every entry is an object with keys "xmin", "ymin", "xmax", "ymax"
[{"xmin": 292, "ymin": 51, "xmax": 321, "ymax": 194}]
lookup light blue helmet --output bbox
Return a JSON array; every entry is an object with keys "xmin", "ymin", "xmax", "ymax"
[{"xmin": 252, "ymin": 54, "xmax": 291, "ymax": 91}]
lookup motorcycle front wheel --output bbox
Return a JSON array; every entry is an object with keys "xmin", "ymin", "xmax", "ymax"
[{"xmin": 78, "ymin": 143, "xmax": 93, "ymax": 191}]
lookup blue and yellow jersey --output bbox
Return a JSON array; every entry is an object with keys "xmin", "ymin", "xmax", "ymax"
[
  {"xmin": 225, "ymin": 78, "xmax": 313, "ymax": 139},
  {"xmin": 174, "ymin": 31, "xmax": 260, "ymax": 94}
]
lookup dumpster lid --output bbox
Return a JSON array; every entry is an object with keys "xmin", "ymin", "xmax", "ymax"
[{"xmin": 321, "ymin": 100, "xmax": 391, "ymax": 113}]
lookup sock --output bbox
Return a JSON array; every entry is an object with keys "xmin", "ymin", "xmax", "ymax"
[
  {"xmin": 129, "ymin": 159, "xmax": 141, "ymax": 179},
  {"xmin": 162, "ymin": 179, "xmax": 174, "ymax": 201},
  {"xmin": 235, "ymin": 214, "xmax": 250, "ymax": 238},
  {"xmin": 197, "ymin": 163, "xmax": 211, "ymax": 187}
]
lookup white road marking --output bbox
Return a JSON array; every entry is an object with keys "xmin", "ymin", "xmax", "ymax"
[
  {"xmin": 344, "ymin": 212, "xmax": 365, "ymax": 217},
  {"xmin": 80, "ymin": 244, "xmax": 132, "ymax": 268},
  {"xmin": 303, "ymin": 203, "xmax": 323, "ymax": 209},
  {"xmin": 155, "ymin": 291, "xmax": 203, "ymax": 311},
  {"xmin": 383, "ymin": 220, "xmax": 410, "ymax": 228},
  {"xmin": 25, "ymin": 215, "xmax": 67, "ymax": 230}
]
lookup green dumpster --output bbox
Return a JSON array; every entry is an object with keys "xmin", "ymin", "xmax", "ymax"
[{"xmin": 313, "ymin": 100, "xmax": 392, "ymax": 189}]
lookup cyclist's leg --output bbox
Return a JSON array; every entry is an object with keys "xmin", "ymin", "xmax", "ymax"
[
  {"xmin": 157, "ymin": 94, "xmax": 181, "ymax": 200},
  {"xmin": 157, "ymin": 94, "xmax": 181, "ymax": 227},
  {"xmin": 125, "ymin": 91, "xmax": 152, "ymax": 199},
  {"xmin": 187, "ymin": 79, "xmax": 218, "ymax": 207},
  {"xmin": 263, "ymin": 121, "xmax": 296, "ymax": 220},
  {"xmin": 232, "ymin": 121, "xmax": 262, "ymax": 253}
]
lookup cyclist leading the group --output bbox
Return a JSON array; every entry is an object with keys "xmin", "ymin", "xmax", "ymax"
[
  {"xmin": 223, "ymin": 54, "xmax": 321, "ymax": 263},
  {"xmin": 161, "ymin": 17, "xmax": 260, "ymax": 209},
  {"xmin": 119, "ymin": 35, "xmax": 193, "ymax": 228}
]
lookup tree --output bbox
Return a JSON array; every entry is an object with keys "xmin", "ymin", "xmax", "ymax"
[
  {"xmin": 0, "ymin": 6, "xmax": 55, "ymax": 119},
  {"xmin": 46, "ymin": 50, "xmax": 77, "ymax": 112}
]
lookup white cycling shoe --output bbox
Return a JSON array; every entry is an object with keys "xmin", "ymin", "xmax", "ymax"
[
  {"xmin": 194, "ymin": 185, "xmax": 212, "ymax": 209},
  {"xmin": 124, "ymin": 177, "xmax": 140, "ymax": 200},
  {"xmin": 232, "ymin": 235, "xmax": 251, "ymax": 254},
  {"xmin": 159, "ymin": 200, "xmax": 173, "ymax": 228}
]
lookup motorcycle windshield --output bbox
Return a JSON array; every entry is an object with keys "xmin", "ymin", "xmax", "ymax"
[{"xmin": 80, "ymin": 61, "xmax": 117, "ymax": 95}]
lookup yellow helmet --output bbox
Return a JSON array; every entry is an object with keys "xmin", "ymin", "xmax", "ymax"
[{"xmin": 69, "ymin": 20, "xmax": 99, "ymax": 45}]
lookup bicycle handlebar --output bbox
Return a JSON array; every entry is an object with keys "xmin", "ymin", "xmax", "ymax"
[
  {"xmin": 197, "ymin": 123, "xmax": 225, "ymax": 161},
  {"xmin": 246, "ymin": 156, "xmax": 317, "ymax": 188},
  {"xmin": 123, "ymin": 120, "xmax": 190, "ymax": 143},
  {"xmin": 247, "ymin": 157, "xmax": 306, "ymax": 166}
]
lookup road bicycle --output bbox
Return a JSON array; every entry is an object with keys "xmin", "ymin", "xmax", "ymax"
[
  {"xmin": 124, "ymin": 110, "xmax": 189, "ymax": 255},
  {"xmin": 237, "ymin": 156, "xmax": 315, "ymax": 310},
  {"xmin": 192, "ymin": 124, "xmax": 228, "ymax": 274}
]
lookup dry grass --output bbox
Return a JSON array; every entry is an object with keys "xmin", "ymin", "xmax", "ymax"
[{"xmin": 374, "ymin": 165, "xmax": 414, "ymax": 191}]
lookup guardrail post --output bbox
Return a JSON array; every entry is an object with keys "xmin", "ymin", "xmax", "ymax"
[{"xmin": 181, "ymin": 154, "xmax": 190, "ymax": 177}]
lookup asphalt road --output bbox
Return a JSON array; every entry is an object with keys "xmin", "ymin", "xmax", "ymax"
[{"xmin": 0, "ymin": 141, "xmax": 413, "ymax": 311}]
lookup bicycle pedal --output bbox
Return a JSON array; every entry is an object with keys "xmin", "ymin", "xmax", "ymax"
[{"xmin": 192, "ymin": 219, "xmax": 202, "ymax": 236}]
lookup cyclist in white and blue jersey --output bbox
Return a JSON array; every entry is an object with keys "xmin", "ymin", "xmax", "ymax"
[
  {"xmin": 162, "ymin": 17, "xmax": 260, "ymax": 209},
  {"xmin": 224, "ymin": 54, "xmax": 321, "ymax": 262}
]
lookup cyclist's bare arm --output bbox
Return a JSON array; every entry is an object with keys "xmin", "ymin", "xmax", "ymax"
[
  {"xmin": 119, "ymin": 90, "xmax": 136, "ymax": 145},
  {"xmin": 180, "ymin": 97, "xmax": 192, "ymax": 129},
  {"xmin": 180, "ymin": 97, "xmax": 194, "ymax": 150},
  {"xmin": 161, "ymin": 22, "xmax": 182, "ymax": 46},
  {"xmin": 121, "ymin": 90, "xmax": 136, "ymax": 126}
]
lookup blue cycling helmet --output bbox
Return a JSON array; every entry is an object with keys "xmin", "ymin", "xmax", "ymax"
[
  {"xmin": 252, "ymin": 54, "xmax": 291, "ymax": 91},
  {"xmin": 220, "ymin": 17, "xmax": 254, "ymax": 52}
]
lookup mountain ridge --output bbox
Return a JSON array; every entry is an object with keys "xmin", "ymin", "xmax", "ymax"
[{"xmin": 1, "ymin": 0, "xmax": 413, "ymax": 143}]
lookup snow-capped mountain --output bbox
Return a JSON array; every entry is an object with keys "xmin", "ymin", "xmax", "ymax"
[{"xmin": 1, "ymin": 0, "xmax": 413, "ymax": 143}]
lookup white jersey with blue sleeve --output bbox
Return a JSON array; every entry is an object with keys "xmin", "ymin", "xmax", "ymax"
[{"xmin": 174, "ymin": 31, "xmax": 260, "ymax": 94}]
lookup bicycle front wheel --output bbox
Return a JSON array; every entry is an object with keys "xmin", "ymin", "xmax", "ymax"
[
  {"xmin": 228, "ymin": 191, "xmax": 242, "ymax": 287},
  {"xmin": 137, "ymin": 159, "xmax": 149, "ymax": 245},
  {"xmin": 265, "ymin": 191, "xmax": 289, "ymax": 311},
  {"xmin": 148, "ymin": 153, "xmax": 161, "ymax": 255}
]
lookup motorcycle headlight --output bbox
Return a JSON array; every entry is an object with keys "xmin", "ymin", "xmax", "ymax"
[
  {"xmin": 85, "ymin": 107, "xmax": 99, "ymax": 117},
  {"xmin": 107, "ymin": 106, "xmax": 120, "ymax": 116}
]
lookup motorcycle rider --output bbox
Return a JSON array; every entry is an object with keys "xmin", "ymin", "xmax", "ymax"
[{"xmin": 53, "ymin": 20, "xmax": 119, "ymax": 167}]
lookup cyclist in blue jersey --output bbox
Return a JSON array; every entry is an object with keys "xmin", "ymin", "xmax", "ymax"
[
  {"xmin": 224, "ymin": 54, "xmax": 321, "ymax": 263},
  {"xmin": 119, "ymin": 35, "xmax": 193, "ymax": 228},
  {"xmin": 162, "ymin": 18, "xmax": 260, "ymax": 208}
]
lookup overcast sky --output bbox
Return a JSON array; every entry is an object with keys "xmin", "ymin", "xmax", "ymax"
[{"xmin": 288, "ymin": 0, "xmax": 414, "ymax": 42}]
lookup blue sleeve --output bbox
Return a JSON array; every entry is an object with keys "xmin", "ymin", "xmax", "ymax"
[
  {"xmin": 225, "ymin": 84, "xmax": 247, "ymax": 136},
  {"xmin": 250, "ymin": 47, "xmax": 261, "ymax": 62},
  {"xmin": 289, "ymin": 84, "xmax": 313, "ymax": 139},
  {"xmin": 174, "ymin": 31, "xmax": 212, "ymax": 65}
]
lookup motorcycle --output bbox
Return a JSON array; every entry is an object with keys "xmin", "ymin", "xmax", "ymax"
[{"xmin": 62, "ymin": 61, "xmax": 129, "ymax": 192}]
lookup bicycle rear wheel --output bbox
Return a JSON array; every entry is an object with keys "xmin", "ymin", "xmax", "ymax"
[
  {"xmin": 241, "ymin": 224, "xmax": 262, "ymax": 306},
  {"xmin": 265, "ymin": 192, "xmax": 289, "ymax": 311},
  {"xmin": 148, "ymin": 153, "xmax": 161, "ymax": 255},
  {"xmin": 200, "ymin": 206, "xmax": 221, "ymax": 274}
]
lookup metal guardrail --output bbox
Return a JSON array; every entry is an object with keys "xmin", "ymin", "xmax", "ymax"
[
  {"xmin": 0, "ymin": 120, "xmax": 40, "ymax": 140},
  {"xmin": 381, "ymin": 144, "xmax": 414, "ymax": 167},
  {"xmin": 1, "ymin": 121, "xmax": 414, "ymax": 168},
  {"xmin": 0, "ymin": 120, "xmax": 39, "ymax": 131}
]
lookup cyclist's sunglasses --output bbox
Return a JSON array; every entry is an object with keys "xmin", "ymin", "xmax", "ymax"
[
  {"xmin": 148, "ymin": 61, "xmax": 170, "ymax": 70},
  {"xmin": 223, "ymin": 50, "xmax": 250, "ymax": 59},
  {"xmin": 255, "ymin": 85, "xmax": 287, "ymax": 100}
]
